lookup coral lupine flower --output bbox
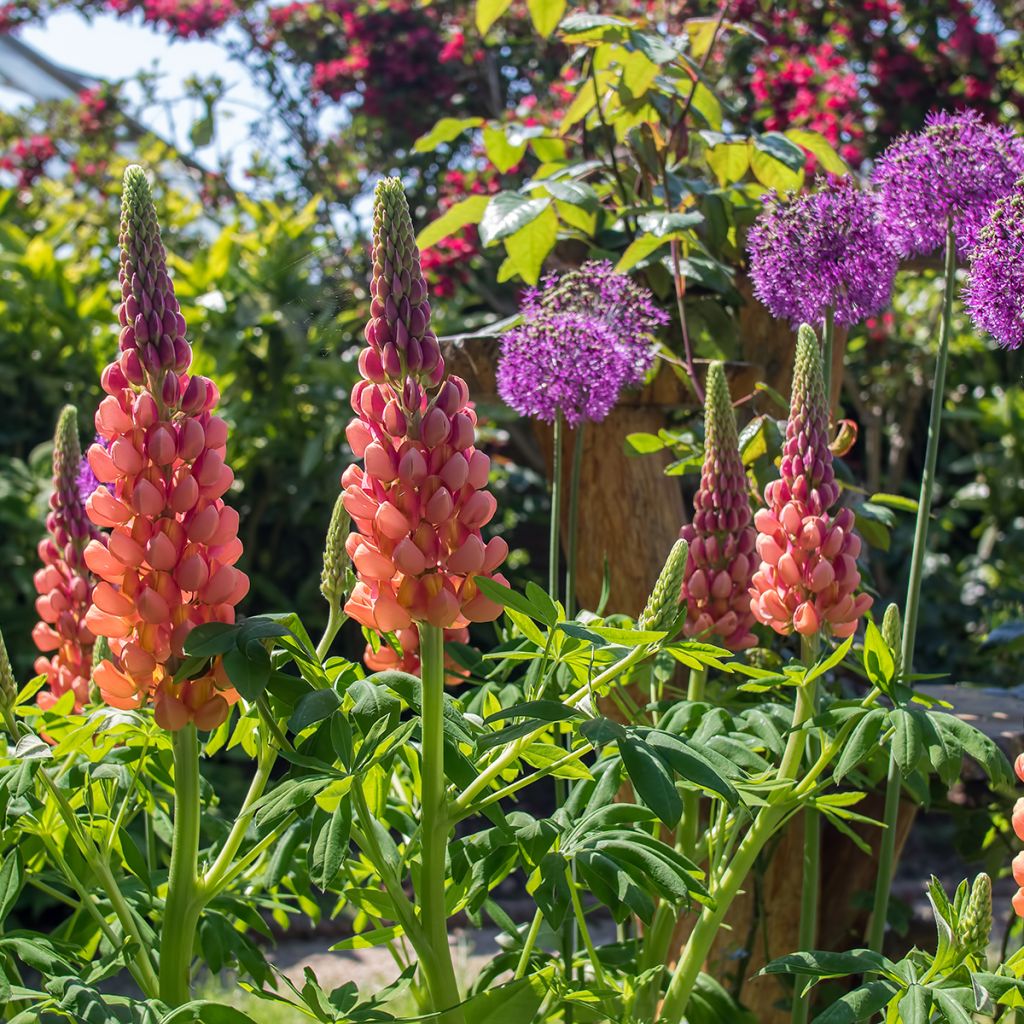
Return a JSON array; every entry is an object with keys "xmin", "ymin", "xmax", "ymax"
[
  {"xmin": 83, "ymin": 165, "xmax": 249, "ymax": 732},
  {"xmin": 32, "ymin": 406, "xmax": 105, "ymax": 712},
  {"xmin": 1012, "ymin": 754, "xmax": 1024, "ymax": 917},
  {"xmin": 964, "ymin": 178, "xmax": 1024, "ymax": 350},
  {"xmin": 679, "ymin": 363, "xmax": 757, "ymax": 651},
  {"xmin": 750, "ymin": 325, "xmax": 872, "ymax": 639},
  {"xmin": 873, "ymin": 109, "xmax": 1024, "ymax": 258},
  {"xmin": 496, "ymin": 261, "xmax": 668, "ymax": 426},
  {"xmin": 364, "ymin": 625, "xmax": 470, "ymax": 686},
  {"xmin": 342, "ymin": 177, "xmax": 508, "ymax": 638},
  {"xmin": 747, "ymin": 176, "xmax": 898, "ymax": 328}
]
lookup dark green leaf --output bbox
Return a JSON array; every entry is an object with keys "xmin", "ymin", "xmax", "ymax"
[
  {"xmin": 619, "ymin": 737, "xmax": 682, "ymax": 826},
  {"xmin": 288, "ymin": 688, "xmax": 342, "ymax": 734}
]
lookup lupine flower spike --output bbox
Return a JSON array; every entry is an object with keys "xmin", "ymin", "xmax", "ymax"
[
  {"xmin": 83, "ymin": 165, "xmax": 249, "ymax": 731},
  {"xmin": 678, "ymin": 363, "xmax": 757, "ymax": 650},
  {"xmin": 750, "ymin": 325, "xmax": 872, "ymax": 638},
  {"xmin": 747, "ymin": 176, "xmax": 897, "ymax": 328},
  {"xmin": 497, "ymin": 261, "xmax": 668, "ymax": 426},
  {"xmin": 873, "ymin": 109, "xmax": 1024, "ymax": 259},
  {"xmin": 638, "ymin": 538, "xmax": 689, "ymax": 635},
  {"xmin": 342, "ymin": 177, "xmax": 508, "ymax": 660},
  {"xmin": 1011, "ymin": 755, "xmax": 1024, "ymax": 916},
  {"xmin": 33, "ymin": 406, "xmax": 105, "ymax": 711},
  {"xmin": 964, "ymin": 178, "xmax": 1024, "ymax": 351},
  {"xmin": 958, "ymin": 873, "xmax": 991, "ymax": 956},
  {"xmin": 0, "ymin": 627, "xmax": 16, "ymax": 722}
]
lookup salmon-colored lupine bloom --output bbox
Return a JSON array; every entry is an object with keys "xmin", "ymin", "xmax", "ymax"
[
  {"xmin": 32, "ymin": 406, "xmax": 103, "ymax": 712},
  {"xmin": 82, "ymin": 165, "xmax": 249, "ymax": 731},
  {"xmin": 364, "ymin": 625, "xmax": 470, "ymax": 685},
  {"xmin": 679, "ymin": 363, "xmax": 757, "ymax": 651},
  {"xmin": 750, "ymin": 325, "xmax": 872, "ymax": 638},
  {"xmin": 343, "ymin": 178, "xmax": 507, "ymax": 641},
  {"xmin": 1012, "ymin": 754, "xmax": 1024, "ymax": 917}
]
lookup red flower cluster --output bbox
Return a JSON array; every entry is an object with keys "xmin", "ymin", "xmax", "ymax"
[
  {"xmin": 107, "ymin": 0, "xmax": 235, "ymax": 39},
  {"xmin": 0, "ymin": 135, "xmax": 56, "ymax": 188}
]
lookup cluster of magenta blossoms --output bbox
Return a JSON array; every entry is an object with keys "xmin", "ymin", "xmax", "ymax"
[
  {"xmin": 679, "ymin": 363, "xmax": 757, "ymax": 651},
  {"xmin": 964, "ymin": 178, "xmax": 1024, "ymax": 350},
  {"xmin": 1012, "ymin": 754, "xmax": 1024, "ymax": 917},
  {"xmin": 496, "ymin": 261, "xmax": 668, "ymax": 426},
  {"xmin": 32, "ymin": 408, "xmax": 106, "ymax": 712},
  {"xmin": 343, "ymin": 177, "xmax": 507, "ymax": 647},
  {"xmin": 83, "ymin": 166, "xmax": 249, "ymax": 732},
  {"xmin": 751, "ymin": 325, "xmax": 872, "ymax": 638},
  {"xmin": 873, "ymin": 109, "xmax": 1024, "ymax": 258},
  {"xmin": 747, "ymin": 175, "xmax": 898, "ymax": 328}
]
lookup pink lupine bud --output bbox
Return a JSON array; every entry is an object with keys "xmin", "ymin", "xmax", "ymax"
[
  {"xmin": 342, "ymin": 178, "xmax": 507, "ymax": 652},
  {"xmin": 678, "ymin": 363, "xmax": 757, "ymax": 651},
  {"xmin": 750, "ymin": 325, "xmax": 873, "ymax": 639},
  {"xmin": 33, "ymin": 406, "xmax": 106, "ymax": 712},
  {"xmin": 83, "ymin": 166, "xmax": 249, "ymax": 732}
]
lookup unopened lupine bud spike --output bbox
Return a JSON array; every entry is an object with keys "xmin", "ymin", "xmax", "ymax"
[
  {"xmin": 344, "ymin": 178, "xmax": 508, "ymax": 676},
  {"xmin": 679, "ymin": 362, "xmax": 757, "ymax": 651},
  {"xmin": 881, "ymin": 603, "xmax": 902, "ymax": 679},
  {"xmin": 750, "ymin": 326, "xmax": 872, "ymax": 639},
  {"xmin": 0, "ymin": 627, "xmax": 17, "ymax": 715},
  {"xmin": 320, "ymin": 492, "xmax": 351, "ymax": 606},
  {"xmin": 33, "ymin": 405, "xmax": 104, "ymax": 712},
  {"xmin": 84, "ymin": 165, "xmax": 249, "ymax": 732},
  {"xmin": 639, "ymin": 539, "xmax": 689, "ymax": 634},
  {"xmin": 959, "ymin": 873, "xmax": 992, "ymax": 954}
]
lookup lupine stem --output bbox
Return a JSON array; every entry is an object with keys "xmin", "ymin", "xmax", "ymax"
[
  {"xmin": 417, "ymin": 625, "xmax": 465, "ymax": 1024},
  {"xmin": 867, "ymin": 221, "xmax": 957, "ymax": 954},
  {"xmin": 565, "ymin": 423, "xmax": 585, "ymax": 619},
  {"xmin": 514, "ymin": 909, "xmax": 544, "ymax": 980},
  {"xmin": 316, "ymin": 603, "xmax": 346, "ymax": 661},
  {"xmin": 792, "ymin": 635, "xmax": 821, "ymax": 1024},
  {"xmin": 159, "ymin": 724, "xmax": 202, "ymax": 1005},
  {"xmin": 681, "ymin": 667, "xmax": 708, "ymax": 863},
  {"xmin": 549, "ymin": 414, "xmax": 564, "ymax": 605}
]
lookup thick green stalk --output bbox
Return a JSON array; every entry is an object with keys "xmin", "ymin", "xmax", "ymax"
[
  {"xmin": 565, "ymin": 422, "xmax": 585, "ymax": 619},
  {"xmin": 792, "ymin": 636, "xmax": 821, "ymax": 1024},
  {"xmin": 549, "ymin": 414, "xmax": 564, "ymax": 605},
  {"xmin": 822, "ymin": 307, "xmax": 835, "ymax": 414},
  {"xmin": 514, "ymin": 909, "xmax": 544, "ymax": 980},
  {"xmin": 159, "ymin": 724, "xmax": 202, "ymax": 1005},
  {"xmin": 660, "ymin": 671, "xmax": 818, "ymax": 1023},
  {"xmin": 867, "ymin": 222, "xmax": 957, "ymax": 954},
  {"xmin": 417, "ymin": 625, "xmax": 465, "ymax": 1024},
  {"xmin": 680, "ymin": 668, "xmax": 708, "ymax": 863},
  {"xmin": 316, "ymin": 603, "xmax": 346, "ymax": 661}
]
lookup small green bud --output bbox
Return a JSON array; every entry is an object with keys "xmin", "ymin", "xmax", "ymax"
[
  {"xmin": 881, "ymin": 603, "xmax": 902, "ymax": 680},
  {"xmin": 638, "ymin": 539, "xmax": 688, "ymax": 634},
  {"xmin": 0, "ymin": 627, "xmax": 16, "ymax": 715},
  {"xmin": 959, "ymin": 872, "xmax": 992, "ymax": 956},
  {"xmin": 320, "ymin": 492, "xmax": 352, "ymax": 607}
]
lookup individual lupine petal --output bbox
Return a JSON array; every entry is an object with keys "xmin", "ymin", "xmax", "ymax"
[
  {"xmin": 33, "ymin": 406, "xmax": 107, "ymax": 712},
  {"xmin": 84, "ymin": 165, "xmax": 249, "ymax": 732},
  {"xmin": 749, "ymin": 326, "xmax": 872, "ymax": 639},
  {"xmin": 343, "ymin": 178, "xmax": 506, "ymax": 645},
  {"xmin": 678, "ymin": 363, "xmax": 757, "ymax": 651}
]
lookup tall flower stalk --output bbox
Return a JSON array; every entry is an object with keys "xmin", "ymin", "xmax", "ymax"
[
  {"xmin": 867, "ymin": 111, "xmax": 1024, "ymax": 953},
  {"xmin": 342, "ymin": 177, "xmax": 509, "ymax": 1023},
  {"xmin": 83, "ymin": 165, "xmax": 250, "ymax": 1004}
]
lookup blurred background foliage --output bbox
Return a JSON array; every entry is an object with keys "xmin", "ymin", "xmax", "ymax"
[{"xmin": 2, "ymin": 0, "xmax": 1024, "ymax": 696}]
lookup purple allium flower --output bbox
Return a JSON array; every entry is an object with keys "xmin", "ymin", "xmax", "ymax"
[
  {"xmin": 746, "ymin": 175, "xmax": 898, "ymax": 328},
  {"xmin": 76, "ymin": 435, "xmax": 107, "ymax": 504},
  {"xmin": 964, "ymin": 178, "xmax": 1024, "ymax": 350},
  {"xmin": 497, "ymin": 261, "xmax": 667, "ymax": 426},
  {"xmin": 872, "ymin": 109, "xmax": 1024, "ymax": 258}
]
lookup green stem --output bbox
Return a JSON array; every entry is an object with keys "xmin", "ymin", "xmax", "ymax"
[
  {"xmin": 514, "ymin": 909, "xmax": 544, "ymax": 980},
  {"xmin": 315, "ymin": 602, "xmax": 346, "ymax": 661},
  {"xmin": 567, "ymin": 865, "xmax": 605, "ymax": 986},
  {"xmin": 867, "ymin": 221, "xmax": 957, "ymax": 955},
  {"xmin": 792, "ymin": 636, "xmax": 821, "ymax": 1024},
  {"xmin": 159, "ymin": 724, "xmax": 202, "ymax": 1006},
  {"xmin": 659, "ymin": 670, "xmax": 818, "ymax": 1023},
  {"xmin": 822, "ymin": 307, "xmax": 835, "ymax": 416},
  {"xmin": 681, "ymin": 668, "xmax": 708, "ymax": 863},
  {"xmin": 565, "ymin": 422, "xmax": 585, "ymax": 619},
  {"xmin": 417, "ymin": 625, "xmax": 465, "ymax": 1024},
  {"xmin": 549, "ymin": 414, "xmax": 564, "ymax": 605}
]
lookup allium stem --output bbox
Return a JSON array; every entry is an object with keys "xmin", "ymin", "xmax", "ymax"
[
  {"xmin": 417, "ymin": 624, "xmax": 465, "ymax": 1024},
  {"xmin": 159, "ymin": 724, "xmax": 202, "ymax": 1005},
  {"xmin": 867, "ymin": 221, "xmax": 957, "ymax": 954},
  {"xmin": 792, "ymin": 635, "xmax": 821, "ymax": 1024},
  {"xmin": 565, "ymin": 423, "xmax": 585, "ymax": 618},
  {"xmin": 822, "ymin": 307, "xmax": 835, "ymax": 415},
  {"xmin": 549, "ymin": 414, "xmax": 564, "ymax": 605}
]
